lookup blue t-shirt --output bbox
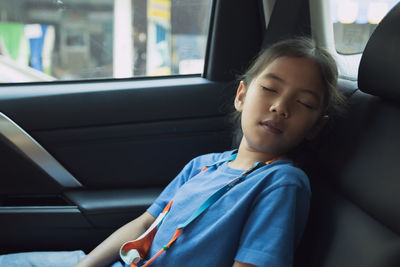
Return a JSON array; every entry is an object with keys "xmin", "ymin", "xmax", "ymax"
[{"xmin": 144, "ymin": 150, "xmax": 311, "ymax": 267}]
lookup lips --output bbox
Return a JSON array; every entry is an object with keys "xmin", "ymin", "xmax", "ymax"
[{"xmin": 260, "ymin": 120, "xmax": 283, "ymax": 134}]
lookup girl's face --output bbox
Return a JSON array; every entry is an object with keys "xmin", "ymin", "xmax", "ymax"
[{"xmin": 235, "ymin": 56, "xmax": 328, "ymax": 157}]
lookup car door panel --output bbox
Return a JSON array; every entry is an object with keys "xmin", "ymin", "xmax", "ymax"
[
  {"xmin": 31, "ymin": 115, "xmax": 231, "ymax": 188},
  {"xmin": 0, "ymin": 77, "xmax": 228, "ymax": 129},
  {"xmin": 65, "ymin": 189, "xmax": 163, "ymax": 228},
  {"xmin": 0, "ymin": 76, "xmax": 235, "ymax": 253}
]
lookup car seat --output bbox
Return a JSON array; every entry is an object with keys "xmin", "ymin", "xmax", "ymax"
[{"xmin": 295, "ymin": 2, "xmax": 400, "ymax": 267}]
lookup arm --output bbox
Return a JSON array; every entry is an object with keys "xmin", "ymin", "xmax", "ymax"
[
  {"xmin": 234, "ymin": 184, "xmax": 310, "ymax": 267},
  {"xmin": 76, "ymin": 155, "xmax": 207, "ymax": 267},
  {"xmin": 75, "ymin": 211, "xmax": 156, "ymax": 267},
  {"xmin": 233, "ymin": 261, "xmax": 256, "ymax": 267}
]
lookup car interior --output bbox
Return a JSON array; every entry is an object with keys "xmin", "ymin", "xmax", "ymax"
[
  {"xmin": 0, "ymin": 0, "xmax": 399, "ymax": 266},
  {"xmin": 295, "ymin": 2, "xmax": 400, "ymax": 266}
]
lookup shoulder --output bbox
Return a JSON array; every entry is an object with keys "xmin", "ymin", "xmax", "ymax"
[
  {"xmin": 262, "ymin": 159, "xmax": 311, "ymax": 194},
  {"xmin": 188, "ymin": 149, "xmax": 236, "ymax": 169},
  {"xmin": 180, "ymin": 150, "xmax": 237, "ymax": 180}
]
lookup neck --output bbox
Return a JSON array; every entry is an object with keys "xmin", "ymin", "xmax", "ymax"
[{"xmin": 229, "ymin": 139, "xmax": 281, "ymax": 170}]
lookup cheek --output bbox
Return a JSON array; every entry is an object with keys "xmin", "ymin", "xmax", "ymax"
[
  {"xmin": 242, "ymin": 100, "xmax": 262, "ymax": 118},
  {"xmin": 294, "ymin": 113, "xmax": 321, "ymax": 133}
]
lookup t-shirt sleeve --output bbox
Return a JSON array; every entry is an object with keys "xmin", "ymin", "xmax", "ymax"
[
  {"xmin": 146, "ymin": 151, "xmax": 236, "ymax": 217},
  {"xmin": 146, "ymin": 151, "xmax": 225, "ymax": 217},
  {"xmin": 235, "ymin": 180, "xmax": 310, "ymax": 267},
  {"xmin": 146, "ymin": 158, "xmax": 198, "ymax": 217}
]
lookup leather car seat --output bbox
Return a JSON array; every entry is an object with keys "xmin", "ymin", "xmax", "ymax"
[{"xmin": 295, "ymin": 2, "xmax": 400, "ymax": 267}]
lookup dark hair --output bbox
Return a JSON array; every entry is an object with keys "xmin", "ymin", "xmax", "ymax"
[{"xmin": 231, "ymin": 37, "xmax": 346, "ymax": 150}]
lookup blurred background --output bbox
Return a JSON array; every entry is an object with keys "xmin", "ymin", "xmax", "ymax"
[{"xmin": 0, "ymin": 0, "xmax": 211, "ymax": 82}]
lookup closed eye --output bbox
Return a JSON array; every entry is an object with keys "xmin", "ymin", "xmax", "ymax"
[
  {"xmin": 262, "ymin": 87, "xmax": 277, "ymax": 93},
  {"xmin": 297, "ymin": 100, "xmax": 315, "ymax": 109}
]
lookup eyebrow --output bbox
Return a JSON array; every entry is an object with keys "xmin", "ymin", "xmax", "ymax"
[
  {"xmin": 300, "ymin": 88, "xmax": 322, "ymax": 100},
  {"xmin": 263, "ymin": 73, "xmax": 284, "ymax": 83},
  {"xmin": 263, "ymin": 73, "xmax": 322, "ymax": 100}
]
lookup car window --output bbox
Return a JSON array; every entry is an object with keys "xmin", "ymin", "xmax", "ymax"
[
  {"xmin": 0, "ymin": 0, "xmax": 212, "ymax": 83},
  {"xmin": 330, "ymin": 0, "xmax": 398, "ymax": 54}
]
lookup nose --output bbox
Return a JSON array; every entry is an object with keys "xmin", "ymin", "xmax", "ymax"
[{"xmin": 269, "ymin": 99, "xmax": 289, "ymax": 118}]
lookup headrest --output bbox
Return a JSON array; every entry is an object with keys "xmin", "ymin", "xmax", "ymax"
[{"xmin": 358, "ymin": 2, "xmax": 400, "ymax": 100}]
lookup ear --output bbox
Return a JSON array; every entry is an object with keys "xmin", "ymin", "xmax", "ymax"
[
  {"xmin": 306, "ymin": 115, "xmax": 329, "ymax": 140},
  {"xmin": 234, "ymin": 81, "xmax": 247, "ymax": 112}
]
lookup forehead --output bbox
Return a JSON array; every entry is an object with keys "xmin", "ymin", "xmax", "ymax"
[{"xmin": 255, "ymin": 56, "xmax": 325, "ymax": 95}]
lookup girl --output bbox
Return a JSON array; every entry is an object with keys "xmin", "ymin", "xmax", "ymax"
[
  {"xmin": 0, "ymin": 38, "xmax": 345, "ymax": 267},
  {"xmin": 76, "ymin": 37, "xmax": 345, "ymax": 267}
]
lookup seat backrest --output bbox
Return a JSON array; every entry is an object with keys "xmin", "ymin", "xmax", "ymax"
[{"xmin": 295, "ymin": 3, "xmax": 400, "ymax": 267}]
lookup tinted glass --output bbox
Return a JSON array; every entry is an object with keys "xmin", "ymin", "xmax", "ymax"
[
  {"xmin": 0, "ymin": 0, "xmax": 212, "ymax": 83},
  {"xmin": 330, "ymin": 0, "xmax": 398, "ymax": 54}
]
